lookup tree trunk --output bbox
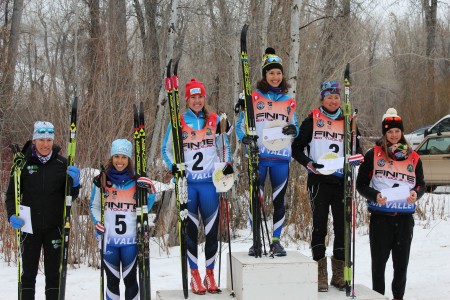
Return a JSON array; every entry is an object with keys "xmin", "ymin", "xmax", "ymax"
[
  {"xmin": 148, "ymin": 0, "xmax": 179, "ymax": 165},
  {"xmin": 423, "ymin": 0, "xmax": 437, "ymax": 112},
  {"xmin": 0, "ymin": 0, "xmax": 24, "ymax": 168},
  {"xmin": 288, "ymin": 0, "xmax": 302, "ymax": 99}
]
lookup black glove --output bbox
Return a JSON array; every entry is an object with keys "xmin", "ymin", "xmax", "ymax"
[
  {"xmin": 222, "ymin": 163, "xmax": 234, "ymax": 175},
  {"xmin": 93, "ymin": 173, "xmax": 111, "ymax": 188},
  {"xmin": 171, "ymin": 164, "xmax": 179, "ymax": 175},
  {"xmin": 307, "ymin": 161, "xmax": 324, "ymax": 174},
  {"xmin": 93, "ymin": 175, "xmax": 102, "ymax": 188},
  {"xmin": 241, "ymin": 135, "xmax": 253, "ymax": 145},
  {"xmin": 282, "ymin": 124, "xmax": 297, "ymax": 136},
  {"xmin": 234, "ymin": 92, "xmax": 245, "ymax": 114}
]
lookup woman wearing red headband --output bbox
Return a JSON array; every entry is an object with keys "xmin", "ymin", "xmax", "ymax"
[{"xmin": 162, "ymin": 78, "xmax": 233, "ymax": 295}]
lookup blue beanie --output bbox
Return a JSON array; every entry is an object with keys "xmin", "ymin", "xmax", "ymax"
[{"xmin": 111, "ymin": 139, "xmax": 132, "ymax": 158}]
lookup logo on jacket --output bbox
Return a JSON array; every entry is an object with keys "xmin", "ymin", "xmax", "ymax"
[
  {"xmin": 27, "ymin": 165, "xmax": 38, "ymax": 174},
  {"xmin": 256, "ymin": 101, "xmax": 265, "ymax": 110},
  {"xmin": 290, "ymin": 100, "xmax": 296, "ymax": 108},
  {"xmin": 327, "ymin": 121, "xmax": 332, "ymax": 125},
  {"xmin": 52, "ymin": 239, "xmax": 62, "ymax": 249},
  {"xmin": 407, "ymin": 164, "xmax": 414, "ymax": 172},
  {"xmin": 191, "ymin": 131, "xmax": 196, "ymax": 138},
  {"xmin": 206, "ymin": 128, "xmax": 212, "ymax": 136},
  {"xmin": 182, "ymin": 131, "xmax": 188, "ymax": 140},
  {"xmin": 286, "ymin": 106, "xmax": 291, "ymax": 115},
  {"xmin": 316, "ymin": 119, "xmax": 325, "ymax": 128},
  {"xmin": 377, "ymin": 159, "xmax": 386, "ymax": 167}
]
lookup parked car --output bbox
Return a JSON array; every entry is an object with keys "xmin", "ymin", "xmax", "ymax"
[
  {"xmin": 424, "ymin": 114, "xmax": 450, "ymax": 137},
  {"xmin": 415, "ymin": 132, "xmax": 450, "ymax": 192},
  {"xmin": 405, "ymin": 125, "xmax": 431, "ymax": 148}
]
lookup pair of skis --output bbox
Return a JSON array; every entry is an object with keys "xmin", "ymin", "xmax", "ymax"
[
  {"xmin": 239, "ymin": 24, "xmax": 264, "ymax": 258},
  {"xmin": 9, "ymin": 144, "xmax": 26, "ymax": 300},
  {"xmin": 133, "ymin": 102, "xmax": 152, "ymax": 300},
  {"xmin": 59, "ymin": 97, "xmax": 78, "ymax": 300},
  {"xmin": 165, "ymin": 59, "xmax": 189, "ymax": 299},
  {"xmin": 343, "ymin": 64, "xmax": 358, "ymax": 298}
]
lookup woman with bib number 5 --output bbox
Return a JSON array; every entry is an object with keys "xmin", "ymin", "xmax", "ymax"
[{"xmin": 89, "ymin": 139, "xmax": 156, "ymax": 300}]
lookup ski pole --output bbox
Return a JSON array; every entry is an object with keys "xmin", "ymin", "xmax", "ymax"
[
  {"xmin": 225, "ymin": 197, "xmax": 235, "ymax": 297},
  {"xmin": 99, "ymin": 166, "xmax": 106, "ymax": 300},
  {"xmin": 10, "ymin": 144, "xmax": 24, "ymax": 300},
  {"xmin": 217, "ymin": 194, "xmax": 224, "ymax": 287},
  {"xmin": 258, "ymin": 194, "xmax": 272, "ymax": 257}
]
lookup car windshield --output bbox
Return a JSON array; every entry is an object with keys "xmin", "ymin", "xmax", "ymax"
[
  {"xmin": 417, "ymin": 136, "xmax": 450, "ymax": 155},
  {"xmin": 429, "ymin": 117, "xmax": 450, "ymax": 134},
  {"xmin": 409, "ymin": 126, "xmax": 430, "ymax": 135}
]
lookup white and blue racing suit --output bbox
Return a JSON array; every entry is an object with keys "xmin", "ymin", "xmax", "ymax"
[
  {"xmin": 236, "ymin": 89, "xmax": 299, "ymax": 241},
  {"xmin": 161, "ymin": 108, "xmax": 232, "ymax": 270}
]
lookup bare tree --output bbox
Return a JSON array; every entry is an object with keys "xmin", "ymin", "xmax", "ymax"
[
  {"xmin": 147, "ymin": 0, "xmax": 180, "ymax": 165},
  {"xmin": 288, "ymin": 0, "xmax": 302, "ymax": 98},
  {"xmin": 423, "ymin": 0, "xmax": 438, "ymax": 112},
  {"xmin": 0, "ymin": 0, "xmax": 23, "ymax": 167}
]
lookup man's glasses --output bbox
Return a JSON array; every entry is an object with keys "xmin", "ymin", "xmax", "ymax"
[{"xmin": 35, "ymin": 128, "xmax": 54, "ymax": 134}]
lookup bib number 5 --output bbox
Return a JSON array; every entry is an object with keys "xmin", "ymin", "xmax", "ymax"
[{"xmin": 115, "ymin": 214, "xmax": 126, "ymax": 234}]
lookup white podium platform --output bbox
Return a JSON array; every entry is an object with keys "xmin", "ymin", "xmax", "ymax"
[
  {"xmin": 156, "ymin": 289, "xmax": 234, "ymax": 299},
  {"xmin": 227, "ymin": 251, "xmax": 317, "ymax": 300},
  {"xmin": 319, "ymin": 284, "xmax": 388, "ymax": 300},
  {"xmin": 156, "ymin": 251, "xmax": 388, "ymax": 300}
]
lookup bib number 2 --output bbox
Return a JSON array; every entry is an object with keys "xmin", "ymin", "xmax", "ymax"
[{"xmin": 192, "ymin": 152, "xmax": 204, "ymax": 171}]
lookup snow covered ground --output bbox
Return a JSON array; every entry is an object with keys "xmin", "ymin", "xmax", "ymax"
[{"xmin": 1, "ymin": 190, "xmax": 449, "ymax": 300}]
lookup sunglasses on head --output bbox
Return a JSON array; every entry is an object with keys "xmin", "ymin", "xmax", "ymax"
[
  {"xmin": 320, "ymin": 81, "xmax": 340, "ymax": 91},
  {"xmin": 36, "ymin": 128, "xmax": 54, "ymax": 134},
  {"xmin": 324, "ymin": 87, "xmax": 341, "ymax": 94},
  {"xmin": 264, "ymin": 55, "xmax": 282, "ymax": 63},
  {"xmin": 384, "ymin": 116, "xmax": 402, "ymax": 122}
]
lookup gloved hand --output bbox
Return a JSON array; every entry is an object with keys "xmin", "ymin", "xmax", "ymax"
[
  {"xmin": 67, "ymin": 166, "xmax": 80, "ymax": 187},
  {"xmin": 10, "ymin": 215, "xmax": 25, "ymax": 229},
  {"xmin": 234, "ymin": 92, "xmax": 245, "ymax": 114},
  {"xmin": 95, "ymin": 222, "xmax": 105, "ymax": 235},
  {"xmin": 349, "ymin": 153, "xmax": 364, "ymax": 167},
  {"xmin": 137, "ymin": 177, "xmax": 157, "ymax": 194},
  {"xmin": 241, "ymin": 134, "xmax": 257, "ymax": 145},
  {"xmin": 171, "ymin": 164, "xmax": 179, "ymax": 175},
  {"xmin": 307, "ymin": 161, "xmax": 324, "ymax": 174},
  {"xmin": 222, "ymin": 163, "xmax": 234, "ymax": 175},
  {"xmin": 282, "ymin": 124, "xmax": 297, "ymax": 136}
]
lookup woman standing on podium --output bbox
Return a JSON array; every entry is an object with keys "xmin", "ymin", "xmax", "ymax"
[{"xmin": 356, "ymin": 108, "xmax": 425, "ymax": 300}]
